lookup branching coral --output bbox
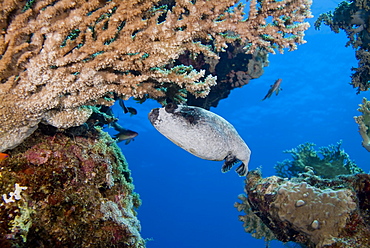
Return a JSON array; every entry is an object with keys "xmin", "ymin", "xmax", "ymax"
[
  {"xmin": 315, "ymin": 0, "xmax": 370, "ymax": 93},
  {"xmin": 235, "ymin": 193, "xmax": 276, "ymax": 242},
  {"xmin": 354, "ymin": 97, "xmax": 370, "ymax": 152},
  {"xmin": 274, "ymin": 141, "xmax": 363, "ymax": 179},
  {"xmin": 0, "ymin": 0, "xmax": 312, "ymax": 151}
]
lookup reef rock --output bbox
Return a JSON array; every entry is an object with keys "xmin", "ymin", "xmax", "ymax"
[
  {"xmin": 0, "ymin": 127, "xmax": 144, "ymax": 247},
  {"xmin": 236, "ymin": 169, "xmax": 370, "ymax": 247}
]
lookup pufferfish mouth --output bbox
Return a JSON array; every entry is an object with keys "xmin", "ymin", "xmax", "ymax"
[{"xmin": 148, "ymin": 108, "xmax": 159, "ymax": 124}]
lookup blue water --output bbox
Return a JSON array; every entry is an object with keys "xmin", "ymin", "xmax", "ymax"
[{"xmin": 107, "ymin": 1, "xmax": 370, "ymax": 247}]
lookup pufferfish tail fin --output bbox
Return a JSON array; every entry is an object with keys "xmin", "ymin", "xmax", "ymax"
[
  {"xmin": 222, "ymin": 153, "xmax": 248, "ymax": 176},
  {"xmin": 235, "ymin": 163, "xmax": 247, "ymax": 177}
]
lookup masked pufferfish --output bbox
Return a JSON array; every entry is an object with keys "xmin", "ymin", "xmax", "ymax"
[{"xmin": 148, "ymin": 103, "xmax": 251, "ymax": 176}]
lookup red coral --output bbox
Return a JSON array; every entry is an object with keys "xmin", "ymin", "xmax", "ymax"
[{"xmin": 24, "ymin": 147, "xmax": 52, "ymax": 165}]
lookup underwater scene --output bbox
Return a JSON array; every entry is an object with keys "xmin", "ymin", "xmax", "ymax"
[{"xmin": 0, "ymin": 0, "xmax": 370, "ymax": 247}]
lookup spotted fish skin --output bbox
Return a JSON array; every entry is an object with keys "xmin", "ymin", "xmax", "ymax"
[{"xmin": 148, "ymin": 104, "xmax": 251, "ymax": 176}]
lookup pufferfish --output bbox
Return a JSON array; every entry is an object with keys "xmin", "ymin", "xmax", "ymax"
[{"xmin": 148, "ymin": 103, "xmax": 251, "ymax": 176}]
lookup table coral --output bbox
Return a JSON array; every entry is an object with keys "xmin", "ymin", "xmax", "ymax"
[
  {"xmin": 0, "ymin": 0, "xmax": 312, "ymax": 151},
  {"xmin": 0, "ymin": 127, "xmax": 144, "ymax": 247},
  {"xmin": 236, "ymin": 169, "xmax": 370, "ymax": 248}
]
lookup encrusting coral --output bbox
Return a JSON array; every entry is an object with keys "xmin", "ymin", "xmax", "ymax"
[
  {"xmin": 236, "ymin": 168, "xmax": 370, "ymax": 248},
  {"xmin": 0, "ymin": 0, "xmax": 312, "ymax": 152},
  {"xmin": 354, "ymin": 97, "xmax": 370, "ymax": 152},
  {"xmin": 237, "ymin": 142, "xmax": 367, "ymax": 247},
  {"xmin": 0, "ymin": 125, "xmax": 144, "ymax": 247}
]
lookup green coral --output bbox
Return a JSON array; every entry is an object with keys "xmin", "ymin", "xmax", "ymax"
[
  {"xmin": 275, "ymin": 141, "xmax": 363, "ymax": 179},
  {"xmin": 9, "ymin": 203, "xmax": 34, "ymax": 243},
  {"xmin": 235, "ymin": 194, "xmax": 276, "ymax": 242}
]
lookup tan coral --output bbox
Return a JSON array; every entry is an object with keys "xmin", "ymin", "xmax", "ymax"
[
  {"xmin": 0, "ymin": 0, "xmax": 312, "ymax": 151},
  {"xmin": 354, "ymin": 97, "xmax": 370, "ymax": 152},
  {"xmin": 42, "ymin": 107, "xmax": 94, "ymax": 129},
  {"xmin": 274, "ymin": 181, "xmax": 357, "ymax": 247},
  {"xmin": 241, "ymin": 170, "xmax": 369, "ymax": 247}
]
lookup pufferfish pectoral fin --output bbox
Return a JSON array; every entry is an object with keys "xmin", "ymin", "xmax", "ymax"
[{"xmin": 221, "ymin": 153, "xmax": 239, "ymax": 173}]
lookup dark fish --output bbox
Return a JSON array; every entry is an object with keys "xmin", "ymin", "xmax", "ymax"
[
  {"xmin": 119, "ymin": 99, "xmax": 137, "ymax": 116},
  {"xmin": 114, "ymin": 130, "xmax": 138, "ymax": 144},
  {"xmin": 262, "ymin": 78, "xmax": 282, "ymax": 101},
  {"xmin": 111, "ymin": 122, "xmax": 138, "ymax": 144}
]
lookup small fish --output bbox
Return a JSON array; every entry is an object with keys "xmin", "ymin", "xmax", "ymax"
[
  {"xmin": 0, "ymin": 152, "xmax": 9, "ymax": 162},
  {"xmin": 262, "ymin": 78, "xmax": 282, "ymax": 101},
  {"xmin": 119, "ymin": 99, "xmax": 138, "ymax": 116},
  {"xmin": 114, "ymin": 131, "xmax": 138, "ymax": 144},
  {"xmin": 111, "ymin": 122, "xmax": 138, "ymax": 144}
]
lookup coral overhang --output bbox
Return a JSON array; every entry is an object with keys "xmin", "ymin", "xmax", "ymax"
[{"xmin": 0, "ymin": 0, "xmax": 312, "ymax": 151}]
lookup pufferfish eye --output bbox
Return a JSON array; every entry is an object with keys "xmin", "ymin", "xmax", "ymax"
[{"xmin": 165, "ymin": 103, "xmax": 178, "ymax": 113}]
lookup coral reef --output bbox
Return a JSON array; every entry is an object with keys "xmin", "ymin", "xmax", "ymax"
[
  {"xmin": 354, "ymin": 97, "xmax": 370, "ymax": 152},
  {"xmin": 0, "ymin": 0, "xmax": 312, "ymax": 151},
  {"xmin": 315, "ymin": 0, "xmax": 370, "ymax": 93},
  {"xmin": 0, "ymin": 127, "xmax": 144, "ymax": 247},
  {"xmin": 237, "ymin": 169, "xmax": 370, "ymax": 248},
  {"xmin": 274, "ymin": 141, "xmax": 363, "ymax": 179}
]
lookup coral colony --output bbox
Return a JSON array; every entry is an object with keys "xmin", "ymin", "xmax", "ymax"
[
  {"xmin": 2, "ymin": 184, "xmax": 27, "ymax": 204},
  {"xmin": 236, "ymin": 169, "xmax": 370, "ymax": 247},
  {"xmin": 0, "ymin": 0, "xmax": 312, "ymax": 152},
  {"xmin": 1, "ymin": 0, "xmax": 370, "ymax": 247}
]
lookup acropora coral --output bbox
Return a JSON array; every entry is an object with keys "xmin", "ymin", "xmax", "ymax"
[
  {"xmin": 0, "ymin": 0, "xmax": 313, "ymax": 152},
  {"xmin": 237, "ymin": 168, "xmax": 370, "ymax": 248},
  {"xmin": 274, "ymin": 141, "xmax": 363, "ymax": 179},
  {"xmin": 315, "ymin": 0, "xmax": 370, "ymax": 93},
  {"xmin": 0, "ymin": 125, "xmax": 144, "ymax": 247},
  {"xmin": 354, "ymin": 97, "xmax": 370, "ymax": 152}
]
